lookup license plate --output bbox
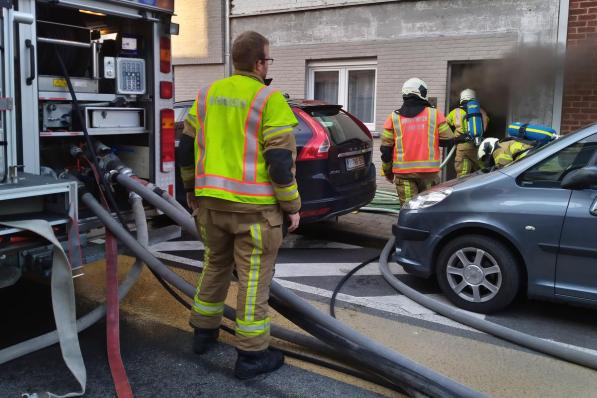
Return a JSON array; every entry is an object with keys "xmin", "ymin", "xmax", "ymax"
[{"xmin": 346, "ymin": 155, "xmax": 365, "ymax": 171}]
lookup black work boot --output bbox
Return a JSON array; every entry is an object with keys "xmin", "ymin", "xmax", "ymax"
[
  {"xmin": 193, "ymin": 328, "xmax": 219, "ymax": 355},
  {"xmin": 234, "ymin": 348, "xmax": 285, "ymax": 380}
]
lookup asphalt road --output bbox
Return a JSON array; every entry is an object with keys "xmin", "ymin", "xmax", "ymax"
[{"xmin": 2, "ymin": 211, "xmax": 597, "ymax": 397}]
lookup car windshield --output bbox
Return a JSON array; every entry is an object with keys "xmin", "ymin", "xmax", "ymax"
[{"xmin": 306, "ymin": 107, "xmax": 370, "ymax": 144}]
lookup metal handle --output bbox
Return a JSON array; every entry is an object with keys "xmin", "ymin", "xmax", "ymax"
[
  {"xmin": 25, "ymin": 39, "xmax": 35, "ymax": 85},
  {"xmin": 38, "ymin": 37, "xmax": 91, "ymax": 48}
]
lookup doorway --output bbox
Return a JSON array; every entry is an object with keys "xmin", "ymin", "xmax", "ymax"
[{"xmin": 444, "ymin": 60, "xmax": 511, "ymax": 179}]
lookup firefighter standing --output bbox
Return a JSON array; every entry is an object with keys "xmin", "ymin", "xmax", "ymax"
[
  {"xmin": 478, "ymin": 137, "xmax": 534, "ymax": 169},
  {"xmin": 177, "ymin": 31, "xmax": 301, "ymax": 379},
  {"xmin": 447, "ymin": 89, "xmax": 490, "ymax": 177},
  {"xmin": 380, "ymin": 78, "xmax": 459, "ymax": 206}
]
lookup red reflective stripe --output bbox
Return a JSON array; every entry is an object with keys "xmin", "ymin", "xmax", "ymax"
[
  {"xmin": 195, "ymin": 174, "xmax": 274, "ymax": 196},
  {"xmin": 197, "ymin": 185, "xmax": 274, "ymax": 197},
  {"xmin": 197, "ymin": 173, "xmax": 272, "ymax": 186},
  {"xmin": 243, "ymin": 86, "xmax": 276, "ymax": 182},
  {"xmin": 253, "ymin": 90, "xmax": 275, "ymax": 181},
  {"xmin": 243, "ymin": 88, "xmax": 265, "ymax": 181},
  {"xmin": 195, "ymin": 84, "xmax": 211, "ymax": 177}
]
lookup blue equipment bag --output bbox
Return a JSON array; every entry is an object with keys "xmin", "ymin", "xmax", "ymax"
[
  {"xmin": 465, "ymin": 100, "xmax": 484, "ymax": 140},
  {"xmin": 508, "ymin": 122, "xmax": 557, "ymax": 144}
]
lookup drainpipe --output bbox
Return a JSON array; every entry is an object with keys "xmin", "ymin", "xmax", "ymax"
[
  {"xmin": 552, "ymin": 0, "xmax": 569, "ymax": 133},
  {"xmin": 224, "ymin": 0, "xmax": 231, "ymax": 77}
]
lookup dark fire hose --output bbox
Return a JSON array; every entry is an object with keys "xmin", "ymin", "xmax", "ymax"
[
  {"xmin": 83, "ymin": 187, "xmax": 485, "ymax": 398},
  {"xmin": 378, "ymin": 236, "xmax": 597, "ymax": 371}
]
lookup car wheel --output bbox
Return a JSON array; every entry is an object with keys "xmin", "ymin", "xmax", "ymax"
[{"xmin": 436, "ymin": 235, "xmax": 521, "ymax": 313}]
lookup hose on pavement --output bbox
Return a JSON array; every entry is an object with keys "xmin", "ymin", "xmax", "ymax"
[
  {"xmin": 378, "ymin": 237, "xmax": 597, "ymax": 371},
  {"xmin": 89, "ymin": 184, "xmax": 484, "ymax": 398}
]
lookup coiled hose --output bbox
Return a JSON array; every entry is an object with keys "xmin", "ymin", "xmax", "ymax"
[{"xmin": 0, "ymin": 192, "xmax": 148, "ymax": 364}]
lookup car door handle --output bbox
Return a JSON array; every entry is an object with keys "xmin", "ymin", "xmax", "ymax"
[{"xmin": 591, "ymin": 197, "xmax": 597, "ymax": 216}]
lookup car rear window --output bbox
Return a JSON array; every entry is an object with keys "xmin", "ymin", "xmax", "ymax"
[
  {"xmin": 306, "ymin": 108, "xmax": 370, "ymax": 144},
  {"xmin": 292, "ymin": 112, "xmax": 313, "ymax": 147}
]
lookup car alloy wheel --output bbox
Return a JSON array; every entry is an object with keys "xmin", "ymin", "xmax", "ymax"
[
  {"xmin": 445, "ymin": 247, "xmax": 502, "ymax": 303},
  {"xmin": 436, "ymin": 234, "xmax": 521, "ymax": 313}
]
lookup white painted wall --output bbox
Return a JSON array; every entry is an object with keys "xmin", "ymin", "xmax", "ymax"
[{"xmin": 231, "ymin": 0, "xmax": 396, "ymax": 16}]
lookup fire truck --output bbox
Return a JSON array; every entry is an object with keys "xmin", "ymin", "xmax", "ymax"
[{"xmin": 0, "ymin": 0, "xmax": 177, "ymax": 285}]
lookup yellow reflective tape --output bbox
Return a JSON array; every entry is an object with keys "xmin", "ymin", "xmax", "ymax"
[
  {"xmin": 382, "ymin": 129, "xmax": 394, "ymax": 139},
  {"xmin": 192, "ymin": 299, "xmax": 225, "ymax": 316},
  {"xmin": 245, "ymin": 224, "xmax": 262, "ymax": 322},
  {"xmin": 404, "ymin": 180, "xmax": 412, "ymax": 202},
  {"xmin": 459, "ymin": 159, "xmax": 470, "ymax": 177},
  {"xmin": 274, "ymin": 183, "xmax": 298, "ymax": 193},
  {"xmin": 194, "ymin": 224, "xmax": 210, "ymax": 301},
  {"xmin": 276, "ymin": 190, "xmax": 299, "ymax": 201},
  {"xmin": 427, "ymin": 109, "xmax": 436, "ymax": 161},
  {"xmin": 236, "ymin": 317, "xmax": 271, "ymax": 337},
  {"xmin": 495, "ymin": 153, "xmax": 513, "ymax": 164},
  {"xmin": 438, "ymin": 123, "xmax": 451, "ymax": 133},
  {"xmin": 263, "ymin": 126, "xmax": 294, "ymax": 140},
  {"xmin": 394, "ymin": 159, "xmax": 442, "ymax": 164}
]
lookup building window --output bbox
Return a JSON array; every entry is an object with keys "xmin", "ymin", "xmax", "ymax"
[{"xmin": 308, "ymin": 60, "xmax": 377, "ymax": 132}]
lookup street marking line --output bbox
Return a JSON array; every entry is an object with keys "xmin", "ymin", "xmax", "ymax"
[
  {"xmin": 148, "ymin": 239, "xmax": 362, "ymax": 252},
  {"xmin": 274, "ymin": 262, "xmax": 407, "ymax": 277},
  {"xmin": 150, "ymin": 241, "xmax": 204, "ymax": 252},
  {"xmin": 152, "ymin": 251, "xmax": 203, "ymax": 268},
  {"xmin": 274, "ymin": 279, "xmax": 480, "ymax": 332}
]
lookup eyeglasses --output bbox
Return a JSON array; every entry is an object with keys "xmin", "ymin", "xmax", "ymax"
[{"xmin": 262, "ymin": 58, "xmax": 274, "ymax": 65}]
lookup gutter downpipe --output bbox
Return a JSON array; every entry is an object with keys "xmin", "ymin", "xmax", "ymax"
[
  {"xmin": 224, "ymin": 0, "xmax": 231, "ymax": 77},
  {"xmin": 552, "ymin": 0, "xmax": 569, "ymax": 133}
]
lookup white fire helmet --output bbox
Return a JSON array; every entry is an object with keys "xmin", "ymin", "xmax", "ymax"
[
  {"xmin": 401, "ymin": 78, "xmax": 428, "ymax": 101},
  {"xmin": 460, "ymin": 88, "xmax": 476, "ymax": 103},
  {"xmin": 478, "ymin": 137, "xmax": 499, "ymax": 160}
]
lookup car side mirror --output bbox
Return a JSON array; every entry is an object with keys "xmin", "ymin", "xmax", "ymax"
[{"xmin": 561, "ymin": 166, "xmax": 597, "ymax": 190}]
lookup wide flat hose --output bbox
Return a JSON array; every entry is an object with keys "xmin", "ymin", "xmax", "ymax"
[
  {"xmin": 0, "ymin": 193, "xmax": 147, "ymax": 365},
  {"xmin": 379, "ymin": 237, "xmax": 597, "ymax": 371},
  {"xmin": 83, "ymin": 190, "xmax": 484, "ymax": 398}
]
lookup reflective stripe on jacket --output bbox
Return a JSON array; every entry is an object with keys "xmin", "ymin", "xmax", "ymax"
[
  {"xmin": 493, "ymin": 140, "xmax": 533, "ymax": 168},
  {"xmin": 391, "ymin": 108, "xmax": 441, "ymax": 174},
  {"xmin": 189, "ymin": 75, "xmax": 295, "ymax": 204}
]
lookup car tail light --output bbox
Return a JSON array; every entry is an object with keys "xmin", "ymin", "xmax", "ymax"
[
  {"xmin": 160, "ymin": 109, "xmax": 175, "ymax": 172},
  {"xmin": 300, "ymin": 207, "xmax": 331, "ymax": 218},
  {"xmin": 295, "ymin": 108, "xmax": 330, "ymax": 161},
  {"xmin": 160, "ymin": 37, "xmax": 171, "ymax": 74},
  {"xmin": 160, "ymin": 81, "xmax": 173, "ymax": 99},
  {"xmin": 344, "ymin": 110, "xmax": 373, "ymax": 139}
]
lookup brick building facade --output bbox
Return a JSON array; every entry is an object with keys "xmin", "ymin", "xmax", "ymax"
[{"xmin": 560, "ymin": 0, "xmax": 597, "ymax": 133}]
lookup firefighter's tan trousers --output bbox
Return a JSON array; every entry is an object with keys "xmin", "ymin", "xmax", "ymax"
[
  {"xmin": 394, "ymin": 173, "xmax": 439, "ymax": 206},
  {"xmin": 454, "ymin": 142, "xmax": 482, "ymax": 177},
  {"xmin": 189, "ymin": 207, "xmax": 283, "ymax": 351}
]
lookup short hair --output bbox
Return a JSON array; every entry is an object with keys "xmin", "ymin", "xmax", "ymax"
[{"xmin": 232, "ymin": 31, "xmax": 269, "ymax": 72}]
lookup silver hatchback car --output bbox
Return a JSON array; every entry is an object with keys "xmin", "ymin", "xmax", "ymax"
[{"xmin": 393, "ymin": 123, "xmax": 597, "ymax": 313}]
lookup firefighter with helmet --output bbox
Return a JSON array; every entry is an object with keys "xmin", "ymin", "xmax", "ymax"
[
  {"xmin": 447, "ymin": 88, "xmax": 490, "ymax": 177},
  {"xmin": 380, "ymin": 78, "xmax": 461, "ymax": 206},
  {"xmin": 477, "ymin": 137, "xmax": 534, "ymax": 169},
  {"xmin": 177, "ymin": 31, "xmax": 300, "ymax": 379}
]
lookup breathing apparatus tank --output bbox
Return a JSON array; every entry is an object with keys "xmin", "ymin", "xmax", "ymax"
[
  {"xmin": 508, "ymin": 122, "xmax": 557, "ymax": 144},
  {"xmin": 465, "ymin": 99, "xmax": 484, "ymax": 146}
]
